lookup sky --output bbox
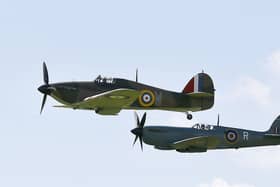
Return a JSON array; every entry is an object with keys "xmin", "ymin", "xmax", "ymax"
[{"xmin": 1, "ymin": 0, "xmax": 280, "ymax": 186}]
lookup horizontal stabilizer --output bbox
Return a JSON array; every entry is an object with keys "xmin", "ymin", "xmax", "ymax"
[
  {"xmin": 264, "ymin": 134, "xmax": 280, "ymax": 137},
  {"xmin": 187, "ymin": 92, "xmax": 214, "ymax": 97}
]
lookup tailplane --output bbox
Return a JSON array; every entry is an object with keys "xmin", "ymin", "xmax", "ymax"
[
  {"xmin": 183, "ymin": 72, "xmax": 215, "ymax": 96},
  {"xmin": 266, "ymin": 115, "xmax": 280, "ymax": 135}
]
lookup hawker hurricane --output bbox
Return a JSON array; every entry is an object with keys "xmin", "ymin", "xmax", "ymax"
[{"xmin": 38, "ymin": 63, "xmax": 215, "ymax": 119}]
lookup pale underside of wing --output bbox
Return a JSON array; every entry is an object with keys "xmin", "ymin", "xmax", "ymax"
[{"xmin": 54, "ymin": 89, "xmax": 140, "ymax": 114}]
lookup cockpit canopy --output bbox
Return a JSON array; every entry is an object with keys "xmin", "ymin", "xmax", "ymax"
[
  {"xmin": 192, "ymin": 123, "xmax": 214, "ymax": 131},
  {"xmin": 94, "ymin": 75, "xmax": 115, "ymax": 84}
]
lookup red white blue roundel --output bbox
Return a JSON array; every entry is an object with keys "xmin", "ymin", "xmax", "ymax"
[
  {"xmin": 142, "ymin": 93, "xmax": 152, "ymax": 103},
  {"xmin": 139, "ymin": 90, "xmax": 155, "ymax": 107},
  {"xmin": 225, "ymin": 130, "xmax": 238, "ymax": 143}
]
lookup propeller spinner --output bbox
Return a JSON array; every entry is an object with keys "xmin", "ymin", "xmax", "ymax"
[{"xmin": 131, "ymin": 112, "xmax": 147, "ymax": 151}]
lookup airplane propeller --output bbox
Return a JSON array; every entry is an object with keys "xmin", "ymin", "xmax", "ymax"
[
  {"xmin": 38, "ymin": 62, "xmax": 54, "ymax": 114},
  {"xmin": 43, "ymin": 62, "xmax": 49, "ymax": 85},
  {"xmin": 131, "ymin": 112, "xmax": 146, "ymax": 151}
]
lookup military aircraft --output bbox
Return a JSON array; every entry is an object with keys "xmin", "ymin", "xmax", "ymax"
[
  {"xmin": 38, "ymin": 62, "xmax": 215, "ymax": 119},
  {"xmin": 131, "ymin": 113, "xmax": 280, "ymax": 152}
]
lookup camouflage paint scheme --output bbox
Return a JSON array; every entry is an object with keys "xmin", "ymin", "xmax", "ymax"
[
  {"xmin": 38, "ymin": 63, "xmax": 215, "ymax": 115},
  {"xmin": 132, "ymin": 114, "xmax": 280, "ymax": 153}
]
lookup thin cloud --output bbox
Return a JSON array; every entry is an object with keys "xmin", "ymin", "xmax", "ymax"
[
  {"xmin": 198, "ymin": 178, "xmax": 255, "ymax": 187},
  {"xmin": 226, "ymin": 76, "xmax": 271, "ymax": 106},
  {"xmin": 230, "ymin": 148, "xmax": 280, "ymax": 169},
  {"xmin": 266, "ymin": 49, "xmax": 280, "ymax": 74}
]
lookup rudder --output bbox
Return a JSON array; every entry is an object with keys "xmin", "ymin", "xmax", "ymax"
[
  {"xmin": 267, "ymin": 115, "xmax": 280, "ymax": 134},
  {"xmin": 183, "ymin": 72, "xmax": 215, "ymax": 95}
]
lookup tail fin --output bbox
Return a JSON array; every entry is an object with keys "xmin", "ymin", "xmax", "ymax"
[
  {"xmin": 183, "ymin": 72, "xmax": 215, "ymax": 96},
  {"xmin": 266, "ymin": 115, "xmax": 280, "ymax": 134}
]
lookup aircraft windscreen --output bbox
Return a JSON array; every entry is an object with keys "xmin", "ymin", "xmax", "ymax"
[
  {"xmin": 192, "ymin": 123, "xmax": 214, "ymax": 131},
  {"xmin": 94, "ymin": 75, "xmax": 115, "ymax": 84}
]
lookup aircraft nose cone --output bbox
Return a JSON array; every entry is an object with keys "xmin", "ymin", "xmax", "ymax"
[
  {"xmin": 38, "ymin": 85, "xmax": 51, "ymax": 94},
  {"xmin": 131, "ymin": 128, "xmax": 143, "ymax": 136}
]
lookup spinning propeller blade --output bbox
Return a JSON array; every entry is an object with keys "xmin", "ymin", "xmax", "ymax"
[
  {"xmin": 43, "ymin": 62, "xmax": 49, "ymax": 85},
  {"xmin": 140, "ymin": 112, "xmax": 146, "ymax": 128},
  {"xmin": 131, "ymin": 112, "xmax": 147, "ymax": 151},
  {"xmin": 134, "ymin": 111, "xmax": 140, "ymax": 127},
  {"xmin": 38, "ymin": 62, "xmax": 52, "ymax": 114},
  {"xmin": 40, "ymin": 94, "xmax": 47, "ymax": 114},
  {"xmin": 133, "ymin": 136, "xmax": 138, "ymax": 146},
  {"xmin": 139, "ymin": 136, "xmax": 143, "ymax": 151}
]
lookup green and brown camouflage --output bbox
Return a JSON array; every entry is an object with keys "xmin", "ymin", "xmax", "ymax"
[{"xmin": 38, "ymin": 63, "xmax": 215, "ymax": 117}]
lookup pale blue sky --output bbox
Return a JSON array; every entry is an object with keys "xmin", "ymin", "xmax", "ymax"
[{"xmin": 1, "ymin": 1, "xmax": 280, "ymax": 187}]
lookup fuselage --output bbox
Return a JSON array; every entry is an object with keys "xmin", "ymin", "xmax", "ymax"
[{"xmin": 46, "ymin": 77, "xmax": 214, "ymax": 112}]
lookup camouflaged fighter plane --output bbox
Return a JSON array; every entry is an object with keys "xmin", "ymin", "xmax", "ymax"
[
  {"xmin": 38, "ymin": 63, "xmax": 215, "ymax": 119},
  {"xmin": 131, "ymin": 113, "xmax": 280, "ymax": 152}
]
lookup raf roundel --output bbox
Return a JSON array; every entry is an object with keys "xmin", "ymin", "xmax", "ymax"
[
  {"xmin": 225, "ymin": 130, "xmax": 238, "ymax": 143},
  {"xmin": 139, "ymin": 90, "xmax": 155, "ymax": 107}
]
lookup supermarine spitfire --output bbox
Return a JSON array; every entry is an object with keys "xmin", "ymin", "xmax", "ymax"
[
  {"xmin": 38, "ymin": 63, "xmax": 215, "ymax": 119},
  {"xmin": 132, "ymin": 113, "xmax": 280, "ymax": 152}
]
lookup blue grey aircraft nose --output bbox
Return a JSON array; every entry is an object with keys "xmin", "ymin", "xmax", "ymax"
[{"xmin": 131, "ymin": 128, "xmax": 143, "ymax": 136}]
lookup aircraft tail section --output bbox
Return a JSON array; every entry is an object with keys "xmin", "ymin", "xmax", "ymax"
[
  {"xmin": 182, "ymin": 72, "xmax": 215, "ymax": 96},
  {"xmin": 182, "ymin": 72, "xmax": 215, "ymax": 111},
  {"xmin": 266, "ymin": 115, "xmax": 280, "ymax": 135}
]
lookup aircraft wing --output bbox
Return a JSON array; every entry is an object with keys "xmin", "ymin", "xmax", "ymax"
[
  {"xmin": 54, "ymin": 89, "xmax": 140, "ymax": 115},
  {"xmin": 172, "ymin": 136, "xmax": 219, "ymax": 149}
]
